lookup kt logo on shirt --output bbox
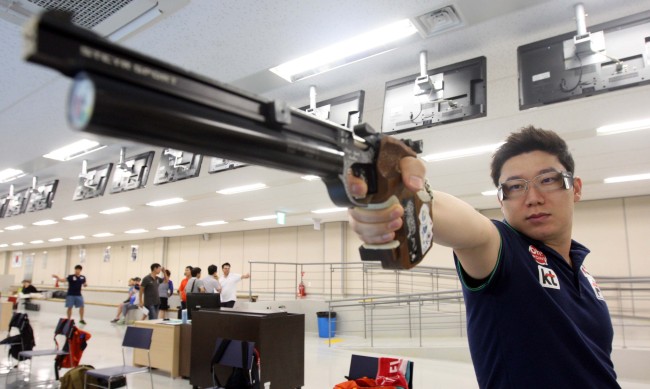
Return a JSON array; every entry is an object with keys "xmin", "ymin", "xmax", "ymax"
[{"xmin": 538, "ymin": 265, "xmax": 560, "ymax": 290}]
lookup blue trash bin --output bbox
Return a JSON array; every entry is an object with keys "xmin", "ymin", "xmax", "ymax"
[{"xmin": 317, "ymin": 311, "xmax": 337, "ymax": 338}]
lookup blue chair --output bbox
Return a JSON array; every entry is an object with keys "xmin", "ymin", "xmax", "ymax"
[{"xmin": 84, "ymin": 326, "xmax": 154, "ymax": 389}]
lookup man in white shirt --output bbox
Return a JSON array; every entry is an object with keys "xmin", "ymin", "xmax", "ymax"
[
  {"xmin": 219, "ymin": 262, "xmax": 249, "ymax": 308},
  {"xmin": 202, "ymin": 264, "xmax": 221, "ymax": 294}
]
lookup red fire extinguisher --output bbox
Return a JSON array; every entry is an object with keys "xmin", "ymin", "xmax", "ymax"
[{"xmin": 298, "ymin": 272, "xmax": 306, "ymax": 297}]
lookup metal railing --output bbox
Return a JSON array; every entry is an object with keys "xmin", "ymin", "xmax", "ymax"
[{"xmin": 248, "ymin": 261, "xmax": 650, "ymax": 349}]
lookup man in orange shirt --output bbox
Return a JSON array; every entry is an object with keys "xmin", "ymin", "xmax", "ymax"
[{"xmin": 178, "ymin": 265, "xmax": 192, "ymax": 317}]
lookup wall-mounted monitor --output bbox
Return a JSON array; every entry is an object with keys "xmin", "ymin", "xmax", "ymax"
[
  {"xmin": 26, "ymin": 179, "xmax": 58, "ymax": 212},
  {"xmin": 298, "ymin": 90, "xmax": 365, "ymax": 129},
  {"xmin": 1, "ymin": 187, "xmax": 30, "ymax": 218},
  {"xmin": 208, "ymin": 157, "xmax": 247, "ymax": 174},
  {"xmin": 72, "ymin": 163, "xmax": 113, "ymax": 201},
  {"xmin": 110, "ymin": 151, "xmax": 155, "ymax": 193},
  {"xmin": 518, "ymin": 10, "xmax": 650, "ymax": 109},
  {"xmin": 153, "ymin": 148, "xmax": 202, "ymax": 185},
  {"xmin": 381, "ymin": 57, "xmax": 486, "ymax": 134}
]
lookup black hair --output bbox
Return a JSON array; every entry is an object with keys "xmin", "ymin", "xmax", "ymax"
[
  {"xmin": 208, "ymin": 264, "xmax": 218, "ymax": 275},
  {"xmin": 74, "ymin": 265, "xmax": 83, "ymax": 270},
  {"xmin": 150, "ymin": 263, "xmax": 161, "ymax": 271},
  {"xmin": 191, "ymin": 267, "xmax": 202, "ymax": 277},
  {"xmin": 222, "ymin": 262, "xmax": 231, "ymax": 269},
  {"xmin": 491, "ymin": 126, "xmax": 575, "ymax": 187}
]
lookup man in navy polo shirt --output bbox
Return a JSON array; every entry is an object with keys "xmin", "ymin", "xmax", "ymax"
[
  {"xmin": 348, "ymin": 127, "xmax": 619, "ymax": 388},
  {"xmin": 53, "ymin": 264, "xmax": 88, "ymax": 325}
]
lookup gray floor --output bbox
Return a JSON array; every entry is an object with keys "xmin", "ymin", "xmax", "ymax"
[{"xmin": 2, "ymin": 309, "xmax": 649, "ymax": 388}]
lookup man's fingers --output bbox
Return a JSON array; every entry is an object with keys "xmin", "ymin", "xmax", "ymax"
[{"xmin": 399, "ymin": 157, "xmax": 427, "ymax": 193}]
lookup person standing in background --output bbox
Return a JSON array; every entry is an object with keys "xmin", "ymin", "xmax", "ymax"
[
  {"xmin": 140, "ymin": 263, "xmax": 163, "ymax": 320},
  {"xmin": 52, "ymin": 264, "xmax": 87, "ymax": 324},
  {"xmin": 178, "ymin": 265, "xmax": 193, "ymax": 317},
  {"xmin": 158, "ymin": 269, "xmax": 173, "ymax": 319},
  {"xmin": 219, "ymin": 262, "xmax": 249, "ymax": 308},
  {"xmin": 202, "ymin": 264, "xmax": 221, "ymax": 294},
  {"xmin": 186, "ymin": 267, "xmax": 205, "ymax": 294}
]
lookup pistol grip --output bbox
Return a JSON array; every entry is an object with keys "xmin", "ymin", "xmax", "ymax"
[{"xmin": 359, "ymin": 188, "xmax": 433, "ymax": 269}]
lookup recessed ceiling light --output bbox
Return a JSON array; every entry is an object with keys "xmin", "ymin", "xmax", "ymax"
[
  {"xmin": 311, "ymin": 207, "xmax": 348, "ymax": 214},
  {"xmin": 269, "ymin": 19, "xmax": 418, "ymax": 82},
  {"xmin": 63, "ymin": 214, "xmax": 89, "ymax": 221},
  {"xmin": 244, "ymin": 215, "xmax": 277, "ymax": 221},
  {"xmin": 197, "ymin": 221, "xmax": 228, "ymax": 227},
  {"xmin": 100, "ymin": 207, "xmax": 132, "ymax": 215},
  {"xmin": 4, "ymin": 225, "xmax": 25, "ymax": 231},
  {"xmin": 604, "ymin": 173, "xmax": 650, "ymax": 184},
  {"xmin": 43, "ymin": 139, "xmax": 106, "ymax": 161},
  {"xmin": 11, "ymin": 242, "xmax": 24, "ymax": 246},
  {"xmin": 0, "ymin": 168, "xmax": 25, "ymax": 183},
  {"xmin": 301, "ymin": 175, "xmax": 321, "ymax": 181},
  {"xmin": 596, "ymin": 118, "xmax": 650, "ymax": 136},
  {"xmin": 30, "ymin": 240, "xmax": 44, "ymax": 244},
  {"xmin": 70, "ymin": 235, "xmax": 86, "ymax": 240},
  {"xmin": 216, "ymin": 184, "xmax": 267, "ymax": 195},
  {"xmin": 125, "ymin": 228, "xmax": 148, "ymax": 234},
  {"xmin": 422, "ymin": 142, "xmax": 504, "ymax": 162},
  {"xmin": 0, "ymin": 243, "xmax": 8, "ymax": 248},
  {"xmin": 33, "ymin": 219, "xmax": 58, "ymax": 226},
  {"xmin": 92, "ymin": 232, "xmax": 114, "ymax": 238},
  {"xmin": 481, "ymin": 189, "xmax": 498, "ymax": 196},
  {"xmin": 48, "ymin": 238, "xmax": 63, "ymax": 242},
  {"xmin": 146, "ymin": 198, "xmax": 185, "ymax": 207},
  {"xmin": 157, "ymin": 225, "xmax": 185, "ymax": 231}
]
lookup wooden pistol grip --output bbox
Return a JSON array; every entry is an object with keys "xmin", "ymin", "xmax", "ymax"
[{"xmin": 358, "ymin": 138, "xmax": 434, "ymax": 269}]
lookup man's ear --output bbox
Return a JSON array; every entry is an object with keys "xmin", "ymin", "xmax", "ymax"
[{"xmin": 573, "ymin": 176, "xmax": 583, "ymax": 202}]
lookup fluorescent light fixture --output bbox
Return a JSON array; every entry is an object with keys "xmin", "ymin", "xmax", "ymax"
[
  {"xmin": 48, "ymin": 238, "xmax": 63, "ymax": 242},
  {"xmin": 69, "ymin": 235, "xmax": 86, "ymax": 240},
  {"xmin": 146, "ymin": 197, "xmax": 185, "ymax": 207},
  {"xmin": 276, "ymin": 211, "xmax": 286, "ymax": 225},
  {"xmin": 0, "ymin": 168, "xmax": 25, "ymax": 183},
  {"xmin": 125, "ymin": 228, "xmax": 148, "ymax": 234},
  {"xmin": 197, "ymin": 220, "xmax": 228, "ymax": 227},
  {"xmin": 604, "ymin": 173, "xmax": 650, "ymax": 184},
  {"xmin": 63, "ymin": 213, "xmax": 89, "ymax": 221},
  {"xmin": 311, "ymin": 207, "xmax": 348, "ymax": 214},
  {"xmin": 30, "ymin": 240, "xmax": 44, "ymax": 244},
  {"xmin": 597, "ymin": 118, "xmax": 650, "ymax": 135},
  {"xmin": 11, "ymin": 242, "xmax": 24, "ymax": 246},
  {"xmin": 4, "ymin": 225, "xmax": 24, "ymax": 231},
  {"xmin": 481, "ymin": 189, "xmax": 498, "ymax": 196},
  {"xmin": 100, "ymin": 207, "xmax": 132, "ymax": 215},
  {"xmin": 43, "ymin": 139, "xmax": 106, "ymax": 161},
  {"xmin": 108, "ymin": 7, "xmax": 162, "ymax": 41},
  {"xmin": 0, "ymin": 243, "xmax": 7, "ymax": 248},
  {"xmin": 244, "ymin": 215, "xmax": 277, "ymax": 222},
  {"xmin": 301, "ymin": 175, "xmax": 321, "ymax": 181},
  {"xmin": 157, "ymin": 225, "xmax": 185, "ymax": 231},
  {"xmin": 92, "ymin": 232, "xmax": 114, "ymax": 238},
  {"xmin": 422, "ymin": 142, "xmax": 504, "ymax": 162},
  {"xmin": 216, "ymin": 183, "xmax": 267, "ymax": 195},
  {"xmin": 33, "ymin": 219, "xmax": 58, "ymax": 226},
  {"xmin": 270, "ymin": 19, "xmax": 418, "ymax": 82}
]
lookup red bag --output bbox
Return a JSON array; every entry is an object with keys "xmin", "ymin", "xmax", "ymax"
[
  {"xmin": 333, "ymin": 377, "xmax": 396, "ymax": 389},
  {"xmin": 376, "ymin": 357, "xmax": 409, "ymax": 389}
]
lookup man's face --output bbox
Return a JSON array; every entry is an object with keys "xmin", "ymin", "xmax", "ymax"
[
  {"xmin": 153, "ymin": 266, "xmax": 162, "ymax": 275},
  {"xmin": 222, "ymin": 266, "xmax": 230, "ymax": 277},
  {"xmin": 498, "ymin": 151, "xmax": 582, "ymax": 245},
  {"xmin": 74, "ymin": 268, "xmax": 82, "ymax": 276},
  {"xmin": 184, "ymin": 267, "xmax": 191, "ymax": 278}
]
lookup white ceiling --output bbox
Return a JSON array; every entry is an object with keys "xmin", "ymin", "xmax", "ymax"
[{"xmin": 1, "ymin": 0, "xmax": 650, "ymax": 252}]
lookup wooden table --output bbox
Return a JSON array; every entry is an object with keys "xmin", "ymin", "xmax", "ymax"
[
  {"xmin": 132, "ymin": 319, "xmax": 181, "ymax": 378},
  {"xmin": 0, "ymin": 301, "xmax": 12, "ymax": 329}
]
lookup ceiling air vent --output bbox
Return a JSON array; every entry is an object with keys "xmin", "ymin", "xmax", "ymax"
[
  {"xmin": 411, "ymin": 5, "xmax": 464, "ymax": 38},
  {"xmin": 1, "ymin": 0, "xmax": 188, "ymax": 39}
]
